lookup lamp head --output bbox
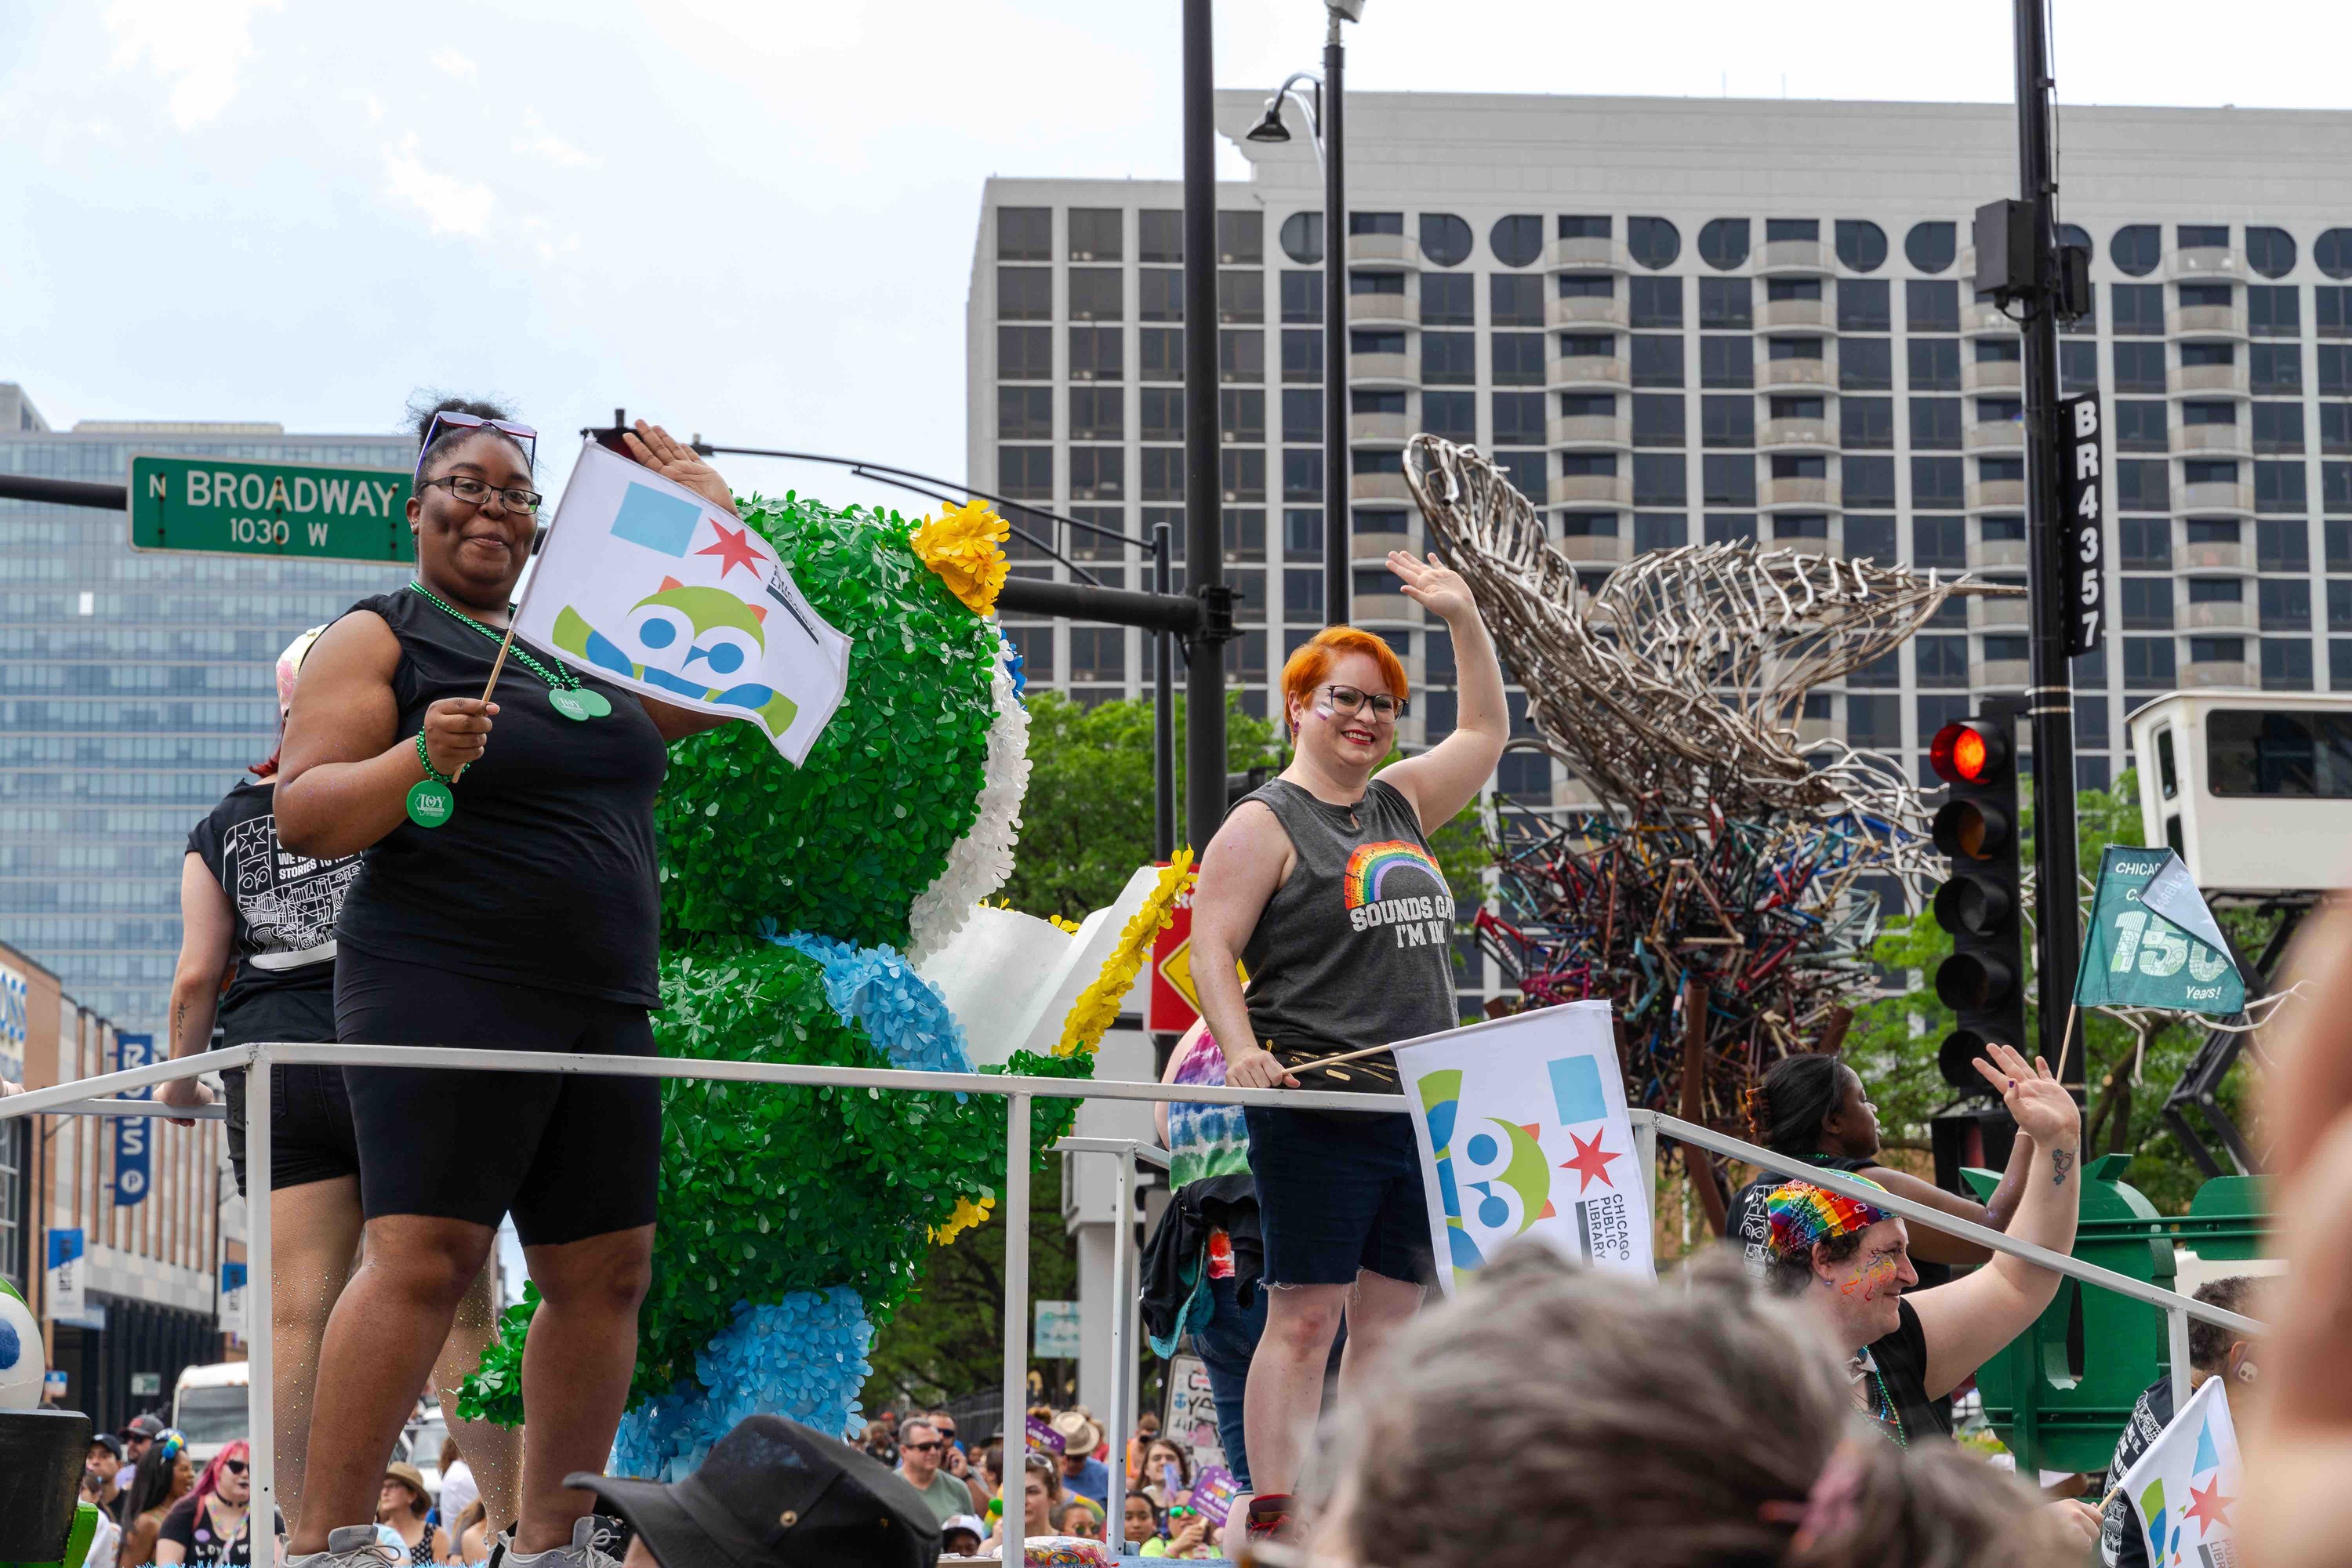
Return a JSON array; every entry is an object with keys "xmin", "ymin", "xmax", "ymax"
[
  {"xmin": 1246, "ymin": 103, "xmax": 1293, "ymax": 143},
  {"xmin": 1328, "ymin": 0, "xmax": 1368, "ymax": 19}
]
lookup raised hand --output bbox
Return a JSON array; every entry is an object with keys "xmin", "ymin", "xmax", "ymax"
[
  {"xmin": 1387, "ymin": 550, "xmax": 1477, "ymax": 623},
  {"xmin": 1969, "ymin": 1040, "xmax": 2080, "ymax": 1156},
  {"xmin": 622, "ymin": 419, "xmax": 739, "ymax": 515}
]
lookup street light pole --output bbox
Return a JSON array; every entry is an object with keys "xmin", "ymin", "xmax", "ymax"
[
  {"xmin": 1182, "ymin": 0, "xmax": 1230, "ymax": 858},
  {"xmin": 1321, "ymin": 7, "xmax": 1349, "ymax": 627}
]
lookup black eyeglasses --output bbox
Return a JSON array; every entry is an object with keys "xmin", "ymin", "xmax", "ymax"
[
  {"xmin": 421, "ymin": 474, "xmax": 544, "ymax": 514},
  {"xmin": 1319, "ymin": 683, "xmax": 1407, "ymax": 720}
]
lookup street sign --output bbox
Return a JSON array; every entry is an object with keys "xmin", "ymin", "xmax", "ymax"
[
  {"xmin": 130, "ymin": 1371, "xmax": 162, "ymax": 1397},
  {"xmin": 1034, "ymin": 1299, "xmax": 1081, "ymax": 1358},
  {"xmin": 2060, "ymin": 392, "xmax": 2105, "ymax": 655},
  {"xmin": 46, "ymin": 1229, "xmax": 85, "ymax": 1319},
  {"xmin": 128, "ymin": 453, "xmax": 416, "ymax": 563},
  {"xmin": 113, "ymin": 1033, "xmax": 153, "ymax": 1207}
]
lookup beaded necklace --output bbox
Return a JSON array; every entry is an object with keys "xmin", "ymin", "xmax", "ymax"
[
  {"xmin": 1849, "ymin": 1352, "xmax": 1909, "ymax": 1448},
  {"xmin": 405, "ymin": 582, "xmax": 609, "ymax": 721}
]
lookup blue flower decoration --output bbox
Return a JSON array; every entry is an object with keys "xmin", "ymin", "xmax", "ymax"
[
  {"xmin": 763, "ymin": 931, "xmax": 975, "ymax": 1076},
  {"xmin": 611, "ymin": 1288, "xmax": 873, "ymax": 1479}
]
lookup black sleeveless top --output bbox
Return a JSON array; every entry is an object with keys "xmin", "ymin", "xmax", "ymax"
[
  {"xmin": 332, "ymin": 588, "xmax": 669, "ymax": 1005},
  {"xmin": 1234, "ymin": 776, "xmax": 1459, "ymax": 1091}
]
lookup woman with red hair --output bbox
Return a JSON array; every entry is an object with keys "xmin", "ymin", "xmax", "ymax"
[
  {"xmin": 1189, "ymin": 550, "xmax": 1505, "ymax": 1541},
  {"xmin": 154, "ymin": 1441, "xmax": 279, "ymax": 1567}
]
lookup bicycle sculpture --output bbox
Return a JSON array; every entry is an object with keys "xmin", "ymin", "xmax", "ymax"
[{"xmin": 1403, "ymin": 437, "xmax": 2022, "ymax": 1163}]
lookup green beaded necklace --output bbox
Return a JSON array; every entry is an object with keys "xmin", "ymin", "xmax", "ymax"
[
  {"xmin": 406, "ymin": 582, "xmax": 611, "ymax": 721},
  {"xmin": 1851, "ymin": 1354, "xmax": 1909, "ymax": 1448}
]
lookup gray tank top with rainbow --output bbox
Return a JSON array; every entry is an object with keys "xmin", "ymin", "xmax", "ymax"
[{"xmin": 1236, "ymin": 776, "xmax": 1460, "ymax": 1092}]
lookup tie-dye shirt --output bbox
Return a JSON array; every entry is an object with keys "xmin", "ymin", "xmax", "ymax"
[{"xmin": 1167, "ymin": 1028, "xmax": 1253, "ymax": 1193}]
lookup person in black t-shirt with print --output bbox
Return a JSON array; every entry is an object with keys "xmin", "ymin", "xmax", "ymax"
[
  {"xmin": 1762, "ymin": 1040, "xmax": 2098, "ymax": 1546},
  {"xmin": 155, "ymin": 1442, "xmax": 282, "ymax": 1568},
  {"xmin": 275, "ymin": 401, "xmax": 747, "ymax": 1568}
]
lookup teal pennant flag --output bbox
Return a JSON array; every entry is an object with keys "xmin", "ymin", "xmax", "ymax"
[{"xmin": 2073, "ymin": 847, "xmax": 2247, "ymax": 1015}]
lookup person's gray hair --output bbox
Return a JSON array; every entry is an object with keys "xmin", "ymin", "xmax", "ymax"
[
  {"xmin": 896, "ymin": 1416, "xmax": 938, "ymax": 1447},
  {"xmin": 1323, "ymin": 1245, "xmax": 2078, "ymax": 1568}
]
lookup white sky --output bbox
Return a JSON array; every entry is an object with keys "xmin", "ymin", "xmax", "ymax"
[{"xmin": 3, "ymin": 1, "xmax": 2347, "ymax": 515}]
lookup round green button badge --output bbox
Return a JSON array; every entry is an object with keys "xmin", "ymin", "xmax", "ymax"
[{"xmin": 405, "ymin": 779, "xmax": 456, "ymax": 829}]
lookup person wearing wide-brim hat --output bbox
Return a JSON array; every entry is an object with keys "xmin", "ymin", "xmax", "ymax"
[
  {"xmin": 1047, "ymin": 1412, "xmax": 1109, "ymax": 1507},
  {"xmin": 378, "ymin": 1462, "xmax": 451, "ymax": 1565},
  {"xmin": 567, "ymin": 1415, "xmax": 940, "ymax": 1568}
]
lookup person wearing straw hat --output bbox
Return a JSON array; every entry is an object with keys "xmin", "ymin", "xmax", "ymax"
[
  {"xmin": 155, "ymin": 622, "xmax": 518, "ymax": 1535},
  {"xmin": 376, "ymin": 1462, "xmax": 450, "ymax": 1566},
  {"xmin": 275, "ymin": 400, "xmax": 747, "ymax": 1568},
  {"xmin": 1048, "ymin": 1412, "xmax": 1108, "ymax": 1506},
  {"xmin": 1186, "ymin": 566, "xmax": 1508, "ymax": 1543}
]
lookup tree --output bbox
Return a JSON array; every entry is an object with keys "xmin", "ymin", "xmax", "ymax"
[
  {"xmin": 1002, "ymin": 692, "xmax": 1283, "ymax": 922},
  {"xmin": 1846, "ymin": 769, "xmax": 2269, "ymax": 1214}
]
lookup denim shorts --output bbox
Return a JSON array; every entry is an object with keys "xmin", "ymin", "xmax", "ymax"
[{"xmin": 1245, "ymin": 1105, "xmax": 1434, "ymax": 1287}]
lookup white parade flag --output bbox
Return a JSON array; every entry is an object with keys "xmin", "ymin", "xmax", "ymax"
[
  {"xmin": 516, "ymin": 441, "xmax": 851, "ymax": 764},
  {"xmin": 2115, "ymin": 1375, "xmax": 2244, "ymax": 1568},
  {"xmin": 1393, "ymin": 998, "xmax": 1653, "ymax": 1294}
]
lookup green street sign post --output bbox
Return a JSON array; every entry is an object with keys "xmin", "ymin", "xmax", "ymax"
[{"xmin": 128, "ymin": 454, "xmax": 416, "ymax": 564}]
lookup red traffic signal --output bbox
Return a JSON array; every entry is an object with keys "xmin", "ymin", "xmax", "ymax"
[{"xmin": 1929, "ymin": 720, "xmax": 2009, "ymax": 786}]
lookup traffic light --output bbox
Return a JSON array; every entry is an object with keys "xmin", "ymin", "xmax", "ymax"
[{"xmin": 1928, "ymin": 703, "xmax": 2026, "ymax": 1088}]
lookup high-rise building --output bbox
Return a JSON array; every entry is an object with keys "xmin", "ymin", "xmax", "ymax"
[
  {"xmin": 966, "ymin": 93, "xmax": 2352, "ymax": 805},
  {"xmin": 0, "ymin": 387, "xmax": 412, "ymax": 1031}
]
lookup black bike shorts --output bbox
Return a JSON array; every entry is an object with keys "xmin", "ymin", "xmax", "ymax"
[
  {"xmin": 333, "ymin": 949, "xmax": 661, "ymax": 1248},
  {"xmin": 222, "ymin": 1061, "xmax": 362, "ymax": 1199}
]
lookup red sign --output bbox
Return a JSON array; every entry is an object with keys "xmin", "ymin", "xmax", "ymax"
[{"xmin": 1148, "ymin": 883, "xmax": 1198, "ymax": 1033}]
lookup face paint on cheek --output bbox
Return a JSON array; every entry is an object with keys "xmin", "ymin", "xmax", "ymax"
[{"xmin": 1840, "ymin": 1253, "xmax": 1901, "ymax": 1301}]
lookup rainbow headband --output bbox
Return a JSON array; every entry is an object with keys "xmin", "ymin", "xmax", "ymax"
[{"xmin": 1764, "ymin": 1178, "xmax": 1890, "ymax": 1261}]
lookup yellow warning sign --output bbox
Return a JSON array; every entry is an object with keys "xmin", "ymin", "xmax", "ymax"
[{"xmin": 1160, "ymin": 937, "xmax": 1201, "ymax": 1011}]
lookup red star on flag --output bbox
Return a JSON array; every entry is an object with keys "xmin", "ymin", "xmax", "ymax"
[
  {"xmin": 696, "ymin": 520, "xmax": 768, "ymax": 581},
  {"xmin": 2181, "ymin": 1475, "xmax": 2234, "ymax": 1536},
  {"xmin": 1559, "ymin": 1127, "xmax": 1621, "ymax": 1192}
]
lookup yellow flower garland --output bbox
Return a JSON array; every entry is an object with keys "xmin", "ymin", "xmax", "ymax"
[
  {"xmin": 912, "ymin": 498, "xmax": 1011, "ymax": 617},
  {"xmin": 1054, "ymin": 851, "xmax": 1196, "ymax": 1058},
  {"xmin": 929, "ymin": 1193, "xmax": 996, "ymax": 1245}
]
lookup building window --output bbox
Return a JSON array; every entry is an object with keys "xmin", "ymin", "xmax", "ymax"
[
  {"xmin": 1634, "ymin": 513, "xmax": 1686, "ymax": 550},
  {"xmin": 2060, "ymin": 339, "xmax": 2098, "ymax": 393},
  {"xmin": 1422, "ymin": 390, "xmax": 1475, "ymax": 443},
  {"xmin": 1560, "ymin": 452, "xmax": 1619, "ymax": 477},
  {"xmin": 2176, "ymin": 223, "xmax": 2230, "ymax": 251},
  {"xmin": 1134, "ymin": 209, "xmax": 1182, "ymax": 264},
  {"xmin": 1419, "ymin": 212, "xmax": 1472, "ymax": 267},
  {"xmin": 1557, "ymin": 214, "xmax": 1612, "ymax": 240},
  {"xmin": 1842, "ymin": 397, "xmax": 1894, "ymax": 448},
  {"xmin": 1628, "ymin": 216, "xmax": 1681, "ymax": 269},
  {"xmin": 1492, "ymin": 332, "xmax": 1547, "ymax": 385},
  {"xmin": 1908, "ymin": 339, "xmax": 1961, "ymax": 392},
  {"xmin": 1906, "ymin": 280, "xmax": 1960, "ymax": 333},
  {"xmin": 1768, "ymin": 336, "xmax": 1825, "ymax": 361},
  {"xmin": 999, "ymin": 386, "xmax": 1052, "ymax": 439},
  {"xmin": 2260, "ymin": 579, "xmax": 2312, "ymax": 630},
  {"xmin": 2256, "ymin": 461, "xmax": 2308, "ymax": 514},
  {"xmin": 1559, "ymin": 510, "xmax": 1618, "ymax": 536},
  {"xmin": 1698, "ymin": 217, "xmax": 1751, "ymax": 270},
  {"xmin": 1350, "ymin": 270, "xmax": 1404, "ymax": 299},
  {"xmin": 2111, "ymin": 284, "xmax": 2165, "ymax": 336},
  {"xmin": 2246, "ymin": 226, "xmax": 2296, "ymax": 278},
  {"xmin": 1634, "ymin": 452, "xmax": 1688, "ymax": 507},
  {"xmin": 1836, "ymin": 220, "xmax": 1888, "ymax": 273},
  {"xmin": 1630, "ymin": 275, "xmax": 1682, "ymax": 328},
  {"xmin": 1846, "ymin": 515, "xmax": 1897, "ymax": 561},
  {"xmin": 1841, "ymin": 339, "xmax": 1893, "ymax": 392},
  {"xmin": 1066, "ymin": 208, "xmax": 1122, "ymax": 261},
  {"xmin": 1279, "ymin": 387, "xmax": 1320, "ymax": 445},
  {"xmin": 1558, "ymin": 274, "xmax": 1614, "ymax": 301},
  {"xmin": 1910, "ymin": 398, "xmax": 1962, "ymax": 451},
  {"xmin": 1632, "ymin": 335, "xmax": 1685, "ymax": 388},
  {"xmin": 1142, "ymin": 268, "xmax": 1185, "ymax": 323},
  {"xmin": 2182, "ymin": 341, "xmax": 2237, "ymax": 369},
  {"xmin": 1699, "ymin": 278, "xmax": 1752, "ymax": 329},
  {"xmin": 2122, "ymin": 635, "xmax": 2176, "ymax": 689},
  {"xmin": 1702, "ymin": 453, "xmax": 1755, "ymax": 506},
  {"xmin": 1490, "ymin": 215, "xmax": 1543, "ymax": 267},
  {"xmin": 1774, "ymin": 513, "xmax": 1829, "ymax": 539},
  {"xmin": 1838, "ymin": 278, "xmax": 1891, "ymax": 332},
  {"xmin": 2110, "ymin": 224, "xmax": 2162, "ymax": 278},
  {"xmin": 1279, "ymin": 448, "xmax": 1321, "ymax": 502},
  {"xmin": 1068, "ymin": 386, "xmax": 1121, "ymax": 440},
  {"xmin": 1221, "ymin": 329, "xmax": 1266, "ymax": 382},
  {"xmin": 998, "ymin": 325, "xmax": 1052, "ymax": 380},
  {"xmin": 1915, "ymin": 635, "xmax": 1969, "ymax": 687},
  {"xmin": 1704, "ymin": 513, "xmax": 1759, "ymax": 544},
  {"xmin": 1218, "ymin": 270, "xmax": 1265, "ymax": 323},
  {"xmin": 1846, "ymin": 695, "xmax": 1900, "ymax": 747},
  {"xmin": 1766, "ymin": 277, "xmax": 1824, "ymax": 303},
  {"xmin": 2258, "ymin": 516, "xmax": 2313, "ymax": 572},
  {"xmin": 1141, "ymin": 328, "xmax": 1184, "ymax": 382},
  {"xmin": 1905, "ymin": 221, "xmax": 1957, "ymax": 273},
  {"xmin": 1422, "ymin": 332, "xmax": 1475, "ymax": 386},
  {"xmin": 998, "ymin": 445, "xmax": 1053, "ymax": 499},
  {"xmin": 998, "ymin": 266, "xmax": 1051, "ymax": 320},
  {"xmin": 2325, "ymin": 405, "xmax": 2352, "ymax": 455},
  {"xmin": 1278, "ymin": 328, "xmax": 1322, "ymax": 383},
  {"xmin": 1140, "ymin": 448, "xmax": 1182, "ymax": 502},
  {"xmin": 1700, "ymin": 336, "xmax": 1751, "ymax": 389},
  {"xmin": 2114, "ymin": 342, "xmax": 2168, "ymax": 394},
  {"xmin": 1630, "ymin": 394, "xmax": 1684, "ymax": 448},
  {"xmin": 2187, "ymin": 518, "xmax": 2241, "ymax": 545},
  {"xmin": 1492, "ymin": 392, "xmax": 1546, "ymax": 445},
  {"xmin": 1912, "ymin": 457, "xmax": 1964, "ymax": 509},
  {"xmin": 1912, "ymin": 515, "xmax": 1964, "ymax": 569},
  {"xmin": 2189, "ymin": 636, "xmax": 2245, "ymax": 666},
  {"xmin": 1845, "ymin": 456, "xmax": 1896, "ymax": 510},
  {"xmin": 1491, "ymin": 274, "xmax": 1545, "ymax": 327},
  {"xmin": 2324, "ymin": 346, "xmax": 2352, "ymax": 397},
  {"xmin": 1220, "ymin": 388, "xmax": 1264, "ymax": 443},
  {"xmin": 2332, "ymin": 581, "xmax": 2352, "ymax": 630},
  {"xmin": 2122, "ymin": 577, "xmax": 2174, "ymax": 630},
  {"xmin": 2252, "ymin": 343, "xmax": 2303, "ymax": 395},
  {"xmin": 1283, "ymin": 508, "xmax": 1323, "ymax": 561},
  {"xmin": 2253, "ymin": 402, "xmax": 2305, "ymax": 455},
  {"xmin": 1218, "ymin": 210, "xmax": 1263, "ymax": 263},
  {"xmin": 998, "ymin": 207, "xmax": 1051, "ymax": 261},
  {"xmin": 1420, "ymin": 273, "xmax": 1472, "ymax": 327},
  {"xmin": 1142, "ymin": 387, "xmax": 1184, "ymax": 443},
  {"xmin": 1277, "ymin": 211, "xmax": 1320, "ymax": 266},
  {"xmin": 2263, "ymin": 638, "xmax": 2315, "ymax": 690},
  {"xmin": 2114, "ymin": 459, "xmax": 2168, "ymax": 511},
  {"xmin": 1700, "ymin": 394, "xmax": 1751, "ymax": 448},
  {"xmin": 1494, "ymin": 450, "xmax": 1545, "ymax": 498},
  {"xmin": 2116, "ymin": 400, "xmax": 2171, "ymax": 451},
  {"xmin": 2249, "ymin": 285, "xmax": 2299, "ymax": 338},
  {"xmin": 1071, "ymin": 446, "xmax": 1123, "ymax": 499},
  {"xmin": 1282, "ymin": 568, "xmax": 1323, "ymax": 622}
]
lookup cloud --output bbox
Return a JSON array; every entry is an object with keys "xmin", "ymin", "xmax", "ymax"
[
  {"xmin": 381, "ymin": 133, "xmax": 495, "ymax": 238},
  {"xmin": 516, "ymin": 111, "xmax": 601, "ymax": 169},
  {"xmin": 431, "ymin": 47, "xmax": 477, "ymax": 83},
  {"xmin": 103, "ymin": 0, "xmax": 284, "ymax": 130}
]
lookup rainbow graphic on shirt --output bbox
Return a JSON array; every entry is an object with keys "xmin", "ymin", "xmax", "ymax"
[{"xmin": 1343, "ymin": 840, "xmax": 1446, "ymax": 909}]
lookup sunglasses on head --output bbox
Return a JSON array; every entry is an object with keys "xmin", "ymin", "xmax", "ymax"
[{"xmin": 416, "ymin": 411, "xmax": 539, "ymax": 477}]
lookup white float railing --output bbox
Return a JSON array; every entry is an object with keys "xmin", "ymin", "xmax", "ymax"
[{"xmin": 2, "ymin": 1040, "xmax": 2267, "ymax": 1559}]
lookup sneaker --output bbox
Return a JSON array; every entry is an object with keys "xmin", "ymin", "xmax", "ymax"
[
  {"xmin": 500, "ymin": 1517, "xmax": 624, "ymax": 1568},
  {"xmin": 285, "ymin": 1526, "xmax": 398, "ymax": 1568}
]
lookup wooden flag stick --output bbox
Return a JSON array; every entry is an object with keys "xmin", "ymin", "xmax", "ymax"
[
  {"xmin": 477, "ymin": 474, "xmax": 568, "ymax": 704},
  {"xmin": 1290, "ymin": 1039, "xmax": 1399, "ymax": 1074},
  {"xmin": 478, "ymin": 621, "xmax": 522, "ymax": 704}
]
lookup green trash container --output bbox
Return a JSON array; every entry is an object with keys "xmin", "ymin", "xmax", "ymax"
[{"xmin": 1962, "ymin": 1152, "xmax": 2174, "ymax": 1475}]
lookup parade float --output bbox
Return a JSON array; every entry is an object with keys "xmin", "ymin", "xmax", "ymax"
[{"xmin": 461, "ymin": 492, "xmax": 1185, "ymax": 1478}]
